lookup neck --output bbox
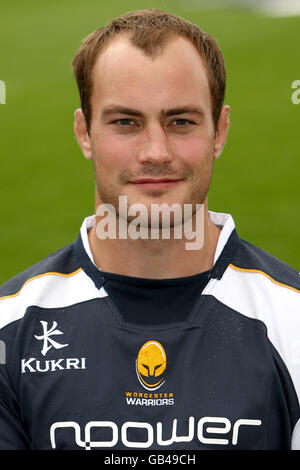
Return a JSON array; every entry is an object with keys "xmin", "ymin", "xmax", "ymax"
[{"xmin": 87, "ymin": 204, "xmax": 221, "ymax": 279}]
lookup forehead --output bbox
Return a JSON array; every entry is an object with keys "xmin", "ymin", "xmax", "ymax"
[{"xmin": 91, "ymin": 34, "xmax": 211, "ymax": 112}]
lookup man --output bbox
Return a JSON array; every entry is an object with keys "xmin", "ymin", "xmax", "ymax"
[{"xmin": 0, "ymin": 8, "xmax": 299, "ymax": 450}]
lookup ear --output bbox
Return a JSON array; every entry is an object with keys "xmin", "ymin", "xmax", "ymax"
[
  {"xmin": 214, "ymin": 105, "xmax": 230, "ymax": 159},
  {"xmin": 74, "ymin": 108, "xmax": 93, "ymax": 161}
]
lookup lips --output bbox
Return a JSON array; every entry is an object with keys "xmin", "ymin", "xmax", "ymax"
[
  {"xmin": 130, "ymin": 178, "xmax": 181, "ymax": 183},
  {"xmin": 129, "ymin": 178, "xmax": 183, "ymax": 190}
]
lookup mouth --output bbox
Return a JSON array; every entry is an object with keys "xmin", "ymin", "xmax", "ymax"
[{"xmin": 128, "ymin": 178, "xmax": 183, "ymax": 190}]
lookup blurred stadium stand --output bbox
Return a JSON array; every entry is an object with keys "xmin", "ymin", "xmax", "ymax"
[{"xmin": 179, "ymin": 0, "xmax": 300, "ymax": 16}]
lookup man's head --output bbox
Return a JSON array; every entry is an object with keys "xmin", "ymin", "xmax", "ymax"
[
  {"xmin": 72, "ymin": 8, "xmax": 227, "ymax": 134},
  {"xmin": 72, "ymin": 9, "xmax": 230, "ymax": 224}
]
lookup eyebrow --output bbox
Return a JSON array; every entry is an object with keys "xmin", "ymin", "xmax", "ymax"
[{"xmin": 101, "ymin": 105, "xmax": 204, "ymax": 119}]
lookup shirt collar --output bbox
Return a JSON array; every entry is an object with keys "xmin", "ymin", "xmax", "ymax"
[
  {"xmin": 75, "ymin": 211, "xmax": 239, "ymax": 288},
  {"xmin": 79, "ymin": 210, "xmax": 236, "ymax": 269},
  {"xmin": 208, "ymin": 211, "xmax": 236, "ymax": 265},
  {"xmin": 80, "ymin": 214, "xmax": 97, "ymax": 266}
]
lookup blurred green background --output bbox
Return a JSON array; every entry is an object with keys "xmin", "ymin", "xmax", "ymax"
[{"xmin": 0, "ymin": 0, "xmax": 299, "ymax": 282}]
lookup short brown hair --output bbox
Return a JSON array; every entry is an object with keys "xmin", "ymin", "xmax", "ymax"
[{"xmin": 72, "ymin": 8, "xmax": 226, "ymax": 133}]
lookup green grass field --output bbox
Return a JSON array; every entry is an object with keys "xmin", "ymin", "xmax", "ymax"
[{"xmin": 0, "ymin": 0, "xmax": 299, "ymax": 282}]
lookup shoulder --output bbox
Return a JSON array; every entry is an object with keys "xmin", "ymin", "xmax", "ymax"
[
  {"xmin": 230, "ymin": 237, "xmax": 300, "ymax": 293},
  {"xmin": 209, "ymin": 236, "xmax": 300, "ymax": 322},
  {"xmin": 0, "ymin": 241, "xmax": 80, "ymax": 300},
  {"xmin": 0, "ymin": 236, "xmax": 106, "ymax": 333},
  {"xmin": 0, "ymin": 241, "xmax": 86, "ymax": 332}
]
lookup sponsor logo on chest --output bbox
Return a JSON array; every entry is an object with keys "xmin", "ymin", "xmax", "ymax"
[
  {"xmin": 21, "ymin": 321, "xmax": 86, "ymax": 373},
  {"xmin": 21, "ymin": 356, "xmax": 86, "ymax": 373}
]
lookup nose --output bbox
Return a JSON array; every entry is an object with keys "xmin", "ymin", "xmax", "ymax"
[{"xmin": 138, "ymin": 123, "xmax": 172, "ymax": 165}]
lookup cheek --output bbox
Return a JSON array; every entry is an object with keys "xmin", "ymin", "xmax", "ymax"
[
  {"xmin": 92, "ymin": 135, "xmax": 134, "ymax": 173},
  {"xmin": 171, "ymin": 136, "xmax": 214, "ymax": 169}
]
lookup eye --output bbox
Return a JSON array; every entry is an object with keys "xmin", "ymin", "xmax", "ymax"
[
  {"xmin": 172, "ymin": 119, "xmax": 193, "ymax": 126},
  {"xmin": 113, "ymin": 119, "xmax": 136, "ymax": 126}
]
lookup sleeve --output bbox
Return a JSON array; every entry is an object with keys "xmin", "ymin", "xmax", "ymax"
[
  {"xmin": 292, "ymin": 419, "xmax": 300, "ymax": 450},
  {"xmin": 0, "ymin": 325, "xmax": 34, "ymax": 450},
  {"xmin": 0, "ymin": 362, "xmax": 33, "ymax": 449}
]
